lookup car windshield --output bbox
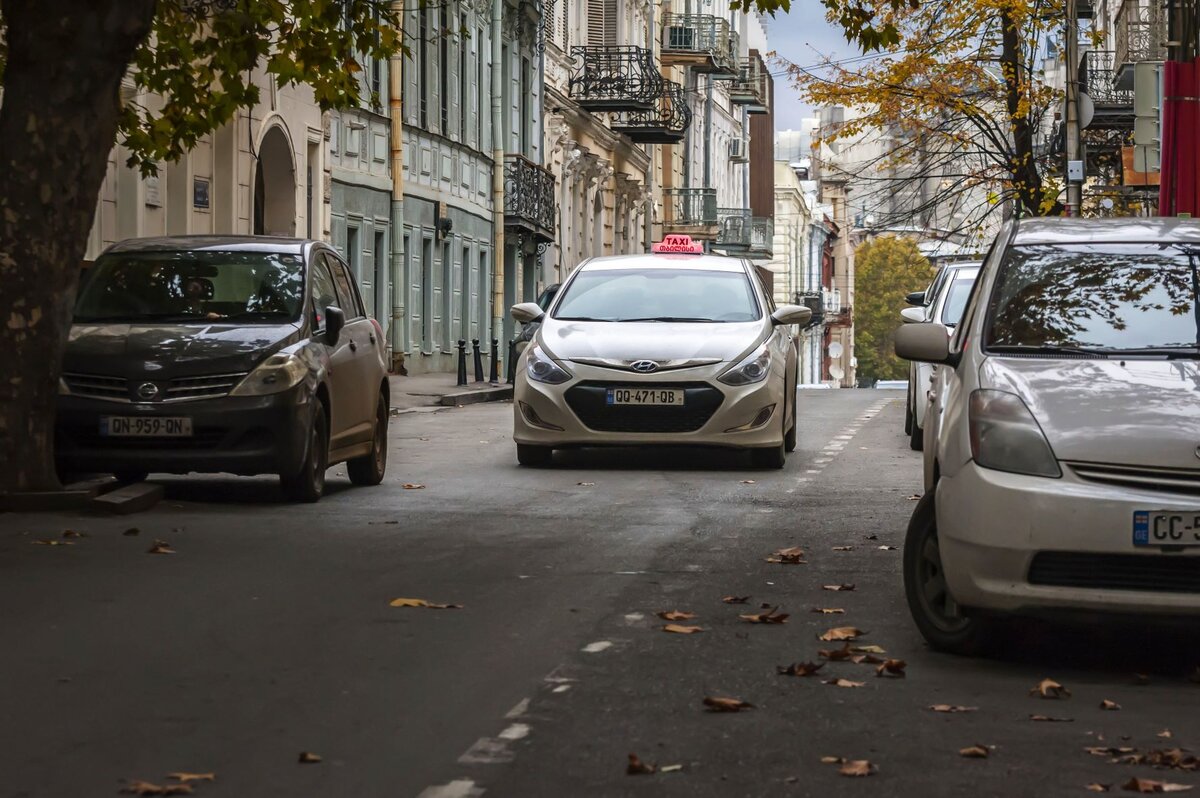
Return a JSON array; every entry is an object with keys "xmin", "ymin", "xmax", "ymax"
[
  {"xmin": 552, "ymin": 267, "xmax": 760, "ymax": 322},
  {"xmin": 986, "ymin": 244, "xmax": 1200, "ymax": 352},
  {"xmin": 75, "ymin": 250, "xmax": 305, "ymax": 323},
  {"xmin": 938, "ymin": 274, "xmax": 977, "ymax": 327}
]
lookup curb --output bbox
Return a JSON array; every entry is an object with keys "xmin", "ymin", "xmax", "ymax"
[{"xmin": 437, "ymin": 385, "xmax": 513, "ymax": 407}]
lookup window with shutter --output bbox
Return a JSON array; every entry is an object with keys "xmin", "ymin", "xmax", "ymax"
[{"xmin": 586, "ymin": 0, "xmax": 615, "ymax": 47}]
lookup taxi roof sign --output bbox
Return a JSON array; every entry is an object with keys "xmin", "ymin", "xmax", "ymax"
[{"xmin": 651, "ymin": 234, "xmax": 705, "ymax": 254}]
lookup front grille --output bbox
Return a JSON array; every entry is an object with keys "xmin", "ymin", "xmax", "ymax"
[
  {"xmin": 62, "ymin": 373, "xmax": 129, "ymax": 401},
  {"xmin": 60, "ymin": 426, "xmax": 227, "ymax": 450},
  {"xmin": 564, "ymin": 381, "xmax": 723, "ymax": 433},
  {"xmin": 1029, "ymin": 551, "xmax": 1200, "ymax": 594},
  {"xmin": 1069, "ymin": 462, "xmax": 1200, "ymax": 497},
  {"xmin": 166, "ymin": 373, "xmax": 246, "ymax": 401}
]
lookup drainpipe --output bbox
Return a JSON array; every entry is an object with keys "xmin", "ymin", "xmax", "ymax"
[
  {"xmin": 388, "ymin": 0, "xmax": 406, "ymax": 371},
  {"xmin": 491, "ymin": 0, "xmax": 506, "ymax": 348},
  {"xmin": 645, "ymin": 0, "xmax": 657, "ymax": 249},
  {"xmin": 703, "ymin": 76, "xmax": 713, "ymax": 190}
]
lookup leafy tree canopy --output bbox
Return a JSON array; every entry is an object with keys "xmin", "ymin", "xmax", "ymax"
[{"xmin": 853, "ymin": 235, "xmax": 933, "ymax": 382}]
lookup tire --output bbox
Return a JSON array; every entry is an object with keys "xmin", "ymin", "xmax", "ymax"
[
  {"xmin": 751, "ymin": 442, "xmax": 786, "ymax": 469},
  {"xmin": 280, "ymin": 402, "xmax": 329, "ymax": 503},
  {"xmin": 516, "ymin": 443, "xmax": 553, "ymax": 467},
  {"xmin": 904, "ymin": 387, "xmax": 914, "ymax": 435},
  {"xmin": 113, "ymin": 470, "xmax": 149, "ymax": 484},
  {"xmin": 347, "ymin": 392, "xmax": 388, "ymax": 486},
  {"xmin": 784, "ymin": 386, "xmax": 797, "ymax": 453},
  {"xmin": 903, "ymin": 491, "xmax": 991, "ymax": 655},
  {"xmin": 909, "ymin": 405, "xmax": 924, "ymax": 451}
]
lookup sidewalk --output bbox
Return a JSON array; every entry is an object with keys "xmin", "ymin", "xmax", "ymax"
[{"xmin": 388, "ymin": 372, "xmax": 512, "ymax": 414}]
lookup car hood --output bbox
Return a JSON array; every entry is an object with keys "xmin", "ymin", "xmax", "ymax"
[
  {"xmin": 981, "ymin": 357, "xmax": 1200, "ymax": 469},
  {"xmin": 63, "ymin": 322, "xmax": 303, "ymax": 380},
  {"xmin": 538, "ymin": 318, "xmax": 764, "ymax": 365}
]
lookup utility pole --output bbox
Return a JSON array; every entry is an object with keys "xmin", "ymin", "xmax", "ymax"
[{"xmin": 1064, "ymin": 0, "xmax": 1083, "ymax": 216}]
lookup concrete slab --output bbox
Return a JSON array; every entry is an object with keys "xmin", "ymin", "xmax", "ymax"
[{"xmin": 90, "ymin": 482, "xmax": 165, "ymax": 515}]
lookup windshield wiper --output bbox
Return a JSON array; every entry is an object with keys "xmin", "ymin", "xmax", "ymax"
[
  {"xmin": 619, "ymin": 316, "xmax": 718, "ymax": 323},
  {"xmin": 987, "ymin": 344, "xmax": 1112, "ymax": 357},
  {"xmin": 1098, "ymin": 346, "xmax": 1200, "ymax": 360}
]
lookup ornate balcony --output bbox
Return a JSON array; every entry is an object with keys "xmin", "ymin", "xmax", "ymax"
[
  {"xmin": 503, "ymin": 154, "xmax": 555, "ymax": 244},
  {"xmin": 730, "ymin": 53, "xmax": 769, "ymax": 114},
  {"xmin": 1081, "ymin": 50, "xmax": 1134, "ymax": 130},
  {"xmin": 567, "ymin": 46, "xmax": 661, "ymax": 112},
  {"xmin": 717, "ymin": 214, "xmax": 774, "ymax": 259},
  {"xmin": 660, "ymin": 13, "xmax": 739, "ymax": 78},
  {"xmin": 610, "ymin": 80, "xmax": 692, "ymax": 144},
  {"xmin": 1115, "ymin": 0, "xmax": 1166, "ymax": 90},
  {"xmin": 662, "ymin": 187, "xmax": 718, "ymax": 238}
]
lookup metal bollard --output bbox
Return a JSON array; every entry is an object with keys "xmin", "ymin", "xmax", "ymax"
[
  {"xmin": 456, "ymin": 340, "xmax": 467, "ymax": 387},
  {"xmin": 472, "ymin": 338, "xmax": 484, "ymax": 382},
  {"xmin": 489, "ymin": 338, "xmax": 500, "ymax": 385}
]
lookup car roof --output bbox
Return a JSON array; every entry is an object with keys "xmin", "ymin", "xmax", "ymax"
[
  {"xmin": 102, "ymin": 235, "xmax": 316, "ymax": 256},
  {"xmin": 1012, "ymin": 218, "xmax": 1200, "ymax": 245},
  {"xmin": 579, "ymin": 253, "xmax": 748, "ymax": 273}
]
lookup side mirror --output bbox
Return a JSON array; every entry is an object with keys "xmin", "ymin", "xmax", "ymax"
[
  {"xmin": 770, "ymin": 304, "xmax": 813, "ymax": 327},
  {"xmin": 905, "ymin": 291, "xmax": 927, "ymax": 306},
  {"xmin": 324, "ymin": 305, "xmax": 346, "ymax": 345},
  {"xmin": 510, "ymin": 302, "xmax": 544, "ymax": 324},
  {"xmin": 900, "ymin": 307, "xmax": 926, "ymax": 324},
  {"xmin": 895, "ymin": 323, "xmax": 954, "ymax": 364}
]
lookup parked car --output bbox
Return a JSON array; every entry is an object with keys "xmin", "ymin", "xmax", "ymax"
[
  {"xmin": 901, "ymin": 262, "xmax": 980, "ymax": 450},
  {"xmin": 56, "ymin": 236, "xmax": 390, "ymax": 502},
  {"xmin": 895, "ymin": 218, "xmax": 1200, "ymax": 653},
  {"xmin": 510, "ymin": 236, "xmax": 810, "ymax": 469},
  {"xmin": 874, "ymin": 380, "xmax": 908, "ymax": 390}
]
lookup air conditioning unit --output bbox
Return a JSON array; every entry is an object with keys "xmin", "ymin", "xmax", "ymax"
[{"xmin": 728, "ymin": 138, "xmax": 748, "ymax": 163}]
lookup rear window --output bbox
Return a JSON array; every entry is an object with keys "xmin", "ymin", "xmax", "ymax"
[{"xmin": 552, "ymin": 268, "xmax": 761, "ymax": 323}]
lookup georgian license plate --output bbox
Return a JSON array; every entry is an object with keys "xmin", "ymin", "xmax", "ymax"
[
  {"xmin": 1133, "ymin": 510, "xmax": 1200, "ymax": 547},
  {"xmin": 100, "ymin": 416, "xmax": 193, "ymax": 437},
  {"xmin": 606, "ymin": 387, "xmax": 684, "ymax": 406}
]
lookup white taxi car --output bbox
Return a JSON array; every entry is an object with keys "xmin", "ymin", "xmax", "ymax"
[
  {"xmin": 896, "ymin": 218, "xmax": 1200, "ymax": 654},
  {"xmin": 510, "ymin": 236, "xmax": 811, "ymax": 468}
]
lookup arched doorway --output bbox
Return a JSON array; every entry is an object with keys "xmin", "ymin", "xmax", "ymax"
[{"xmin": 254, "ymin": 126, "xmax": 296, "ymax": 236}]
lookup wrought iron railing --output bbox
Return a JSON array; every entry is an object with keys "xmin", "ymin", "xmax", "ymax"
[
  {"xmin": 662, "ymin": 187, "xmax": 718, "ymax": 226},
  {"xmin": 610, "ymin": 80, "xmax": 692, "ymax": 144},
  {"xmin": 717, "ymin": 214, "xmax": 774, "ymax": 256},
  {"xmin": 661, "ymin": 13, "xmax": 739, "ymax": 76},
  {"xmin": 568, "ymin": 46, "xmax": 661, "ymax": 112},
  {"xmin": 503, "ymin": 154, "xmax": 556, "ymax": 243},
  {"xmin": 1081, "ymin": 50, "xmax": 1134, "ymax": 106},
  {"xmin": 730, "ymin": 54, "xmax": 769, "ymax": 112},
  {"xmin": 1115, "ymin": 0, "xmax": 1166, "ymax": 66}
]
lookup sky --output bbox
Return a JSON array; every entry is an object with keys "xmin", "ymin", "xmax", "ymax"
[{"xmin": 759, "ymin": 1, "xmax": 861, "ymax": 132}]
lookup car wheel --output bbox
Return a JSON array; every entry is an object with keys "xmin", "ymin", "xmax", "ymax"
[
  {"xmin": 904, "ymin": 387, "xmax": 914, "ymax": 435},
  {"xmin": 516, "ymin": 443, "xmax": 553, "ymax": 467},
  {"xmin": 280, "ymin": 401, "xmax": 328, "ymax": 503},
  {"xmin": 784, "ymin": 387, "xmax": 797, "ymax": 453},
  {"xmin": 347, "ymin": 392, "xmax": 388, "ymax": 486},
  {"xmin": 903, "ymin": 491, "xmax": 990, "ymax": 655},
  {"xmin": 751, "ymin": 441, "xmax": 786, "ymax": 469},
  {"xmin": 908, "ymin": 407, "xmax": 924, "ymax": 451},
  {"xmin": 113, "ymin": 470, "xmax": 149, "ymax": 484}
]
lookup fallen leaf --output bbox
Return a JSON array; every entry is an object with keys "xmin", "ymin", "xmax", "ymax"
[
  {"xmin": 852, "ymin": 644, "xmax": 887, "ymax": 654},
  {"xmin": 930, "ymin": 704, "xmax": 978, "ymax": 713},
  {"xmin": 1086, "ymin": 746, "xmax": 1138, "ymax": 758},
  {"xmin": 657, "ymin": 610, "xmax": 697, "ymax": 621},
  {"xmin": 740, "ymin": 480, "xmax": 757, "ymax": 484},
  {"xmin": 1030, "ymin": 715, "xmax": 1074, "ymax": 722},
  {"xmin": 740, "ymin": 607, "xmax": 789, "ymax": 624},
  {"xmin": 703, "ymin": 696, "xmax": 753, "ymax": 712},
  {"xmin": 907, "ymin": 494, "xmax": 921, "ymax": 500},
  {"xmin": 777, "ymin": 661, "xmax": 824, "ymax": 677},
  {"xmin": 389, "ymin": 597, "xmax": 462, "ymax": 609},
  {"xmin": 811, "ymin": 607, "xmax": 845, "ymax": 614},
  {"xmin": 1030, "ymin": 678, "xmax": 1071, "ymax": 699},
  {"xmin": 298, "ymin": 751, "xmax": 322, "ymax": 764},
  {"xmin": 960, "ymin": 745, "xmax": 990, "ymax": 759},
  {"xmin": 823, "ymin": 678, "xmax": 865, "ymax": 688},
  {"xmin": 1122, "ymin": 777, "xmax": 1193, "ymax": 793},
  {"xmin": 876, "ymin": 659, "xmax": 907, "ymax": 678},
  {"xmin": 821, "ymin": 756, "xmax": 845, "ymax": 764},
  {"xmin": 721, "ymin": 595, "xmax": 751, "ymax": 604},
  {"xmin": 626, "ymin": 753, "xmax": 656, "ymax": 775},
  {"xmin": 877, "ymin": 545, "xmax": 898, "ymax": 551},
  {"xmin": 62, "ymin": 529, "xmax": 86, "ymax": 539},
  {"xmin": 402, "ymin": 483, "xmax": 425, "ymax": 490},
  {"xmin": 147, "ymin": 540, "xmax": 175, "ymax": 554},
  {"xmin": 577, "ymin": 482, "xmax": 595, "ymax": 487},
  {"xmin": 1159, "ymin": 730, "xmax": 1174, "ymax": 739},
  {"xmin": 819, "ymin": 626, "xmax": 866, "ymax": 642},
  {"xmin": 660, "ymin": 764, "xmax": 683, "ymax": 773},
  {"xmin": 839, "ymin": 760, "xmax": 876, "ymax": 777},
  {"xmin": 166, "ymin": 773, "xmax": 215, "ymax": 784},
  {"xmin": 822, "ymin": 583, "xmax": 856, "ymax": 591},
  {"xmin": 120, "ymin": 782, "xmax": 193, "ymax": 796},
  {"xmin": 832, "ymin": 546, "xmax": 855, "ymax": 551},
  {"xmin": 123, "ymin": 527, "xmax": 140, "ymax": 536},
  {"xmin": 663, "ymin": 624, "xmax": 704, "ymax": 634},
  {"xmin": 819, "ymin": 643, "xmax": 854, "ymax": 661},
  {"xmin": 1101, "ymin": 699, "xmax": 1122, "ymax": 711},
  {"xmin": 1087, "ymin": 785, "xmax": 1111, "ymax": 793},
  {"xmin": 850, "ymin": 653, "xmax": 884, "ymax": 665},
  {"xmin": 765, "ymin": 546, "xmax": 807, "ymax": 564},
  {"xmin": 33, "ymin": 539, "xmax": 74, "ymax": 546}
]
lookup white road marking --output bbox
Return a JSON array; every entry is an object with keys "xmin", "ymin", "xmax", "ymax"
[
  {"xmin": 458, "ymin": 738, "xmax": 515, "ymax": 765},
  {"xmin": 553, "ymin": 684, "xmax": 571, "ymax": 693},
  {"xmin": 582, "ymin": 640, "xmax": 612, "ymax": 653},
  {"xmin": 624, "ymin": 612, "xmax": 645, "ymax": 623},
  {"xmin": 498, "ymin": 723, "xmax": 530, "ymax": 741},
  {"xmin": 505, "ymin": 698, "xmax": 530, "ymax": 718},
  {"xmin": 417, "ymin": 779, "xmax": 485, "ymax": 798}
]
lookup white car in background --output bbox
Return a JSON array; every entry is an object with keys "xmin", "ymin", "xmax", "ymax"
[
  {"xmin": 510, "ymin": 237, "xmax": 810, "ymax": 469},
  {"xmin": 896, "ymin": 218, "xmax": 1200, "ymax": 654}
]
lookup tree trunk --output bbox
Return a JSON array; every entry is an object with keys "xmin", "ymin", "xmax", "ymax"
[
  {"xmin": 999, "ymin": 8, "xmax": 1053, "ymax": 216},
  {"xmin": 0, "ymin": 0, "xmax": 156, "ymax": 492}
]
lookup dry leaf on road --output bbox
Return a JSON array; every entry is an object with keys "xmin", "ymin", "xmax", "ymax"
[
  {"xmin": 839, "ymin": 760, "xmax": 876, "ymax": 777},
  {"xmin": 663, "ymin": 624, "xmax": 704, "ymax": 634},
  {"xmin": 660, "ymin": 764, "xmax": 683, "ymax": 773},
  {"xmin": 1030, "ymin": 678, "xmax": 1071, "ymax": 699},
  {"xmin": 33, "ymin": 539, "xmax": 74, "ymax": 546},
  {"xmin": 1101, "ymin": 699, "xmax": 1122, "ymax": 711},
  {"xmin": 298, "ymin": 752, "xmax": 322, "ymax": 764},
  {"xmin": 1159, "ymin": 730, "xmax": 1174, "ymax": 739},
  {"xmin": 930, "ymin": 705, "xmax": 978, "ymax": 713},
  {"xmin": 740, "ymin": 607, "xmax": 789, "ymax": 624},
  {"xmin": 1030, "ymin": 715, "xmax": 1074, "ymax": 722},
  {"xmin": 1122, "ymin": 777, "xmax": 1194, "ymax": 793},
  {"xmin": 819, "ymin": 626, "xmax": 866, "ymax": 642},
  {"xmin": 877, "ymin": 545, "xmax": 898, "ymax": 551},
  {"xmin": 819, "ymin": 643, "xmax": 854, "ymax": 661},
  {"xmin": 166, "ymin": 773, "xmax": 215, "ymax": 783},
  {"xmin": 777, "ymin": 662, "xmax": 824, "ymax": 677},
  {"xmin": 147, "ymin": 540, "xmax": 175, "ymax": 555},
  {"xmin": 876, "ymin": 659, "xmax": 907, "ymax": 678},
  {"xmin": 657, "ymin": 610, "xmax": 697, "ymax": 621},
  {"xmin": 401, "ymin": 483, "xmax": 425, "ymax": 490},
  {"xmin": 626, "ymin": 753, "xmax": 656, "ymax": 775},
  {"xmin": 821, "ymin": 756, "xmax": 845, "ymax": 764},
  {"xmin": 907, "ymin": 494, "xmax": 922, "ymax": 500},
  {"xmin": 389, "ymin": 598, "xmax": 463, "ymax": 609},
  {"xmin": 853, "ymin": 644, "xmax": 886, "ymax": 654},
  {"xmin": 850, "ymin": 653, "xmax": 884, "ymax": 665},
  {"xmin": 120, "ymin": 782, "xmax": 192, "ymax": 796},
  {"xmin": 823, "ymin": 678, "xmax": 865, "ymax": 688},
  {"xmin": 1087, "ymin": 785, "xmax": 1112, "ymax": 793},
  {"xmin": 822, "ymin": 583, "xmax": 856, "ymax": 592},
  {"xmin": 62, "ymin": 529, "xmax": 86, "ymax": 539},
  {"xmin": 811, "ymin": 607, "xmax": 845, "ymax": 614},
  {"xmin": 765, "ymin": 546, "xmax": 807, "ymax": 564},
  {"xmin": 832, "ymin": 546, "xmax": 855, "ymax": 552},
  {"xmin": 703, "ymin": 696, "xmax": 753, "ymax": 712},
  {"xmin": 960, "ymin": 745, "xmax": 990, "ymax": 759},
  {"xmin": 721, "ymin": 595, "xmax": 751, "ymax": 604}
]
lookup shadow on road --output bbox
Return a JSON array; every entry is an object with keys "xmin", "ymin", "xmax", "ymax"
[
  {"xmin": 151, "ymin": 475, "xmax": 357, "ymax": 506},
  {"xmin": 546, "ymin": 445, "xmax": 771, "ymax": 472}
]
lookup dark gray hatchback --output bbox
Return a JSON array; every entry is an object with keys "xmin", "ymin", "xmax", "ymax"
[{"xmin": 56, "ymin": 236, "xmax": 390, "ymax": 502}]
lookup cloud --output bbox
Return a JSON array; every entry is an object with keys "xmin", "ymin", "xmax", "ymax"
[{"xmin": 761, "ymin": 7, "xmax": 861, "ymax": 131}]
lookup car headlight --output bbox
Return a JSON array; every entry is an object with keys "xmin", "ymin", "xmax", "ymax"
[
  {"xmin": 969, "ymin": 389, "xmax": 1061, "ymax": 478},
  {"xmin": 230, "ymin": 352, "xmax": 308, "ymax": 396},
  {"xmin": 526, "ymin": 344, "xmax": 572, "ymax": 385},
  {"xmin": 718, "ymin": 343, "xmax": 771, "ymax": 386}
]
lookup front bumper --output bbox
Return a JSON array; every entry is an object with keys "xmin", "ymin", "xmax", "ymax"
[
  {"xmin": 513, "ymin": 361, "xmax": 786, "ymax": 449},
  {"xmin": 55, "ymin": 386, "xmax": 313, "ymax": 477},
  {"xmin": 936, "ymin": 462, "xmax": 1200, "ymax": 616}
]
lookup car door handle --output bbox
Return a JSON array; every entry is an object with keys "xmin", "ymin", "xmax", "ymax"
[{"xmin": 369, "ymin": 333, "xmax": 376, "ymax": 344}]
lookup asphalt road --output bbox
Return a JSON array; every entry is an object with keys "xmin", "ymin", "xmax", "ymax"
[{"xmin": 2, "ymin": 389, "xmax": 1199, "ymax": 798}]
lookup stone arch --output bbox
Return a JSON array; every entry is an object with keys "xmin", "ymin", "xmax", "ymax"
[{"xmin": 253, "ymin": 124, "xmax": 296, "ymax": 236}]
